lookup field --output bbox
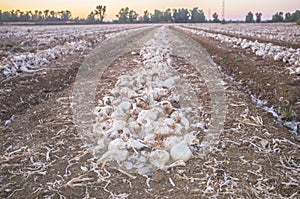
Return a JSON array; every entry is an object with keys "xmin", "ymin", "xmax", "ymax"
[{"xmin": 0, "ymin": 23, "xmax": 299, "ymax": 198}]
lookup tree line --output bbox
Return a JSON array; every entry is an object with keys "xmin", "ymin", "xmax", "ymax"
[
  {"xmin": 0, "ymin": 9, "xmax": 72, "ymax": 22},
  {"xmin": 114, "ymin": 7, "xmax": 207, "ymax": 23},
  {"xmin": 0, "ymin": 5, "xmax": 299, "ymax": 24},
  {"xmin": 245, "ymin": 10, "xmax": 300, "ymax": 23}
]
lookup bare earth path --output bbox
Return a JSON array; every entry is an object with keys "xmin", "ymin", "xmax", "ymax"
[{"xmin": 0, "ymin": 25, "xmax": 299, "ymax": 198}]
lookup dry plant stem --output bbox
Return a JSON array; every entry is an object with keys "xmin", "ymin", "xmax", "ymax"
[
  {"xmin": 114, "ymin": 168, "xmax": 137, "ymax": 179},
  {"xmin": 65, "ymin": 176, "xmax": 94, "ymax": 188}
]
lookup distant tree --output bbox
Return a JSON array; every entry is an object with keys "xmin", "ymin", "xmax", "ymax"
[
  {"xmin": 212, "ymin": 12, "xmax": 220, "ymax": 23},
  {"xmin": 290, "ymin": 10, "xmax": 300, "ymax": 22},
  {"xmin": 19, "ymin": 11, "xmax": 23, "ymax": 20},
  {"xmin": 116, "ymin": 7, "xmax": 130, "ymax": 23},
  {"xmin": 95, "ymin": 5, "xmax": 106, "ymax": 22},
  {"xmin": 15, "ymin": 9, "xmax": 20, "ymax": 20},
  {"xmin": 38, "ymin": 11, "xmax": 43, "ymax": 21},
  {"xmin": 9, "ymin": 10, "xmax": 15, "ymax": 21},
  {"xmin": 26, "ymin": 11, "xmax": 32, "ymax": 21},
  {"xmin": 272, "ymin": 12, "xmax": 284, "ymax": 22},
  {"xmin": 2, "ymin": 11, "xmax": 10, "ymax": 21},
  {"xmin": 49, "ymin": 10, "xmax": 56, "ymax": 21},
  {"xmin": 151, "ymin": 9, "xmax": 164, "ymax": 23},
  {"xmin": 285, "ymin": 12, "xmax": 291, "ymax": 22},
  {"xmin": 245, "ymin": 11, "xmax": 254, "ymax": 23},
  {"xmin": 129, "ymin": 10, "xmax": 138, "ymax": 23},
  {"xmin": 87, "ymin": 11, "xmax": 95, "ymax": 23},
  {"xmin": 190, "ymin": 7, "xmax": 206, "ymax": 23},
  {"xmin": 255, "ymin": 12, "xmax": 262, "ymax": 23},
  {"xmin": 66, "ymin": 10, "xmax": 72, "ymax": 20},
  {"xmin": 22, "ymin": 11, "xmax": 29, "ymax": 21},
  {"xmin": 50, "ymin": 11, "xmax": 55, "ymax": 18},
  {"xmin": 142, "ymin": 10, "xmax": 150, "ymax": 23},
  {"xmin": 31, "ymin": 10, "xmax": 37, "ymax": 21},
  {"xmin": 24, "ymin": 11, "xmax": 30, "ymax": 21},
  {"xmin": 61, "ymin": 10, "xmax": 71, "ymax": 21},
  {"xmin": 9, "ymin": 10, "xmax": 13, "ymax": 21},
  {"xmin": 44, "ymin": 10, "xmax": 49, "ymax": 20},
  {"xmin": 57, "ymin": 11, "xmax": 63, "ymax": 20},
  {"xmin": 163, "ymin": 8, "xmax": 172, "ymax": 22},
  {"xmin": 173, "ymin": 8, "xmax": 189, "ymax": 23}
]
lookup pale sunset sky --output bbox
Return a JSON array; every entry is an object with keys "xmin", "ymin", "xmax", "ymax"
[{"xmin": 0, "ymin": 0, "xmax": 299, "ymax": 21}]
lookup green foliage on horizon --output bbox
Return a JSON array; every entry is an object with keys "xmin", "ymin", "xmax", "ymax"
[
  {"xmin": 273, "ymin": 10, "xmax": 300, "ymax": 22},
  {"xmin": 115, "ymin": 7, "xmax": 138, "ymax": 23},
  {"xmin": 0, "ymin": 9, "xmax": 72, "ymax": 22},
  {"xmin": 116, "ymin": 7, "xmax": 205, "ymax": 23},
  {"xmin": 212, "ymin": 12, "xmax": 220, "ymax": 23},
  {"xmin": 245, "ymin": 12, "xmax": 254, "ymax": 23},
  {"xmin": 0, "ymin": 6, "xmax": 299, "ymax": 24}
]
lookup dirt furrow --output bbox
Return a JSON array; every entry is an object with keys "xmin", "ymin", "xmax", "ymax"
[{"xmin": 0, "ymin": 25, "xmax": 299, "ymax": 198}]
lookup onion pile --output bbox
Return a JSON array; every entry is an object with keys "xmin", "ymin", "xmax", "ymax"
[
  {"xmin": 185, "ymin": 23, "xmax": 299, "ymax": 46},
  {"xmin": 0, "ymin": 24, "xmax": 148, "ymax": 77},
  {"xmin": 179, "ymin": 26, "xmax": 300, "ymax": 74},
  {"xmin": 92, "ymin": 28, "xmax": 199, "ymax": 174}
]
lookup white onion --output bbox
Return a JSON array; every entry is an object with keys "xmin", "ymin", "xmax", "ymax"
[
  {"xmin": 108, "ymin": 138, "xmax": 126, "ymax": 151},
  {"xmin": 149, "ymin": 150, "xmax": 170, "ymax": 168},
  {"xmin": 170, "ymin": 142, "xmax": 192, "ymax": 162}
]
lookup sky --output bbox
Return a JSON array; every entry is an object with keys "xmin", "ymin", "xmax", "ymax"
[{"xmin": 0, "ymin": 0, "xmax": 299, "ymax": 21}]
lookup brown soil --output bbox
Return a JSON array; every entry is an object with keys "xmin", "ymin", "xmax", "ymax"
[
  {"xmin": 0, "ymin": 55, "xmax": 83, "ymax": 122},
  {"xmin": 1, "ymin": 27, "xmax": 299, "ymax": 198}
]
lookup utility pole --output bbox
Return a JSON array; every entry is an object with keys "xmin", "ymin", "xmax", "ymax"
[
  {"xmin": 208, "ymin": 8, "xmax": 211, "ymax": 21},
  {"xmin": 222, "ymin": 0, "xmax": 225, "ymax": 21}
]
